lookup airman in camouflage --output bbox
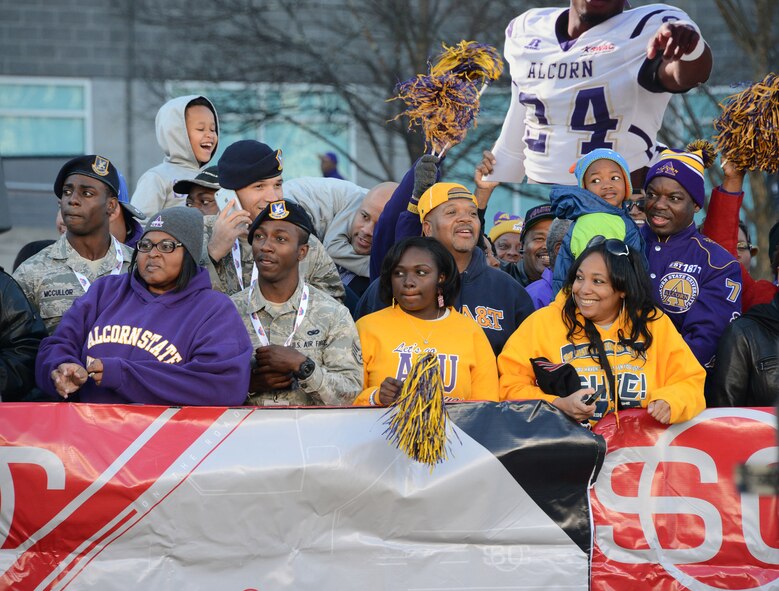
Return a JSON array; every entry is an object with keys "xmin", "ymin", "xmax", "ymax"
[
  {"xmin": 233, "ymin": 198, "xmax": 362, "ymax": 406},
  {"xmin": 13, "ymin": 155, "xmax": 132, "ymax": 334},
  {"xmin": 233, "ymin": 280, "xmax": 362, "ymax": 406},
  {"xmin": 203, "ymin": 139, "xmax": 345, "ymax": 301},
  {"xmin": 202, "ymin": 214, "xmax": 346, "ymax": 300}
]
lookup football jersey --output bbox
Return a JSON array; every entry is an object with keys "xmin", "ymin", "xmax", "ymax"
[{"xmin": 490, "ymin": 4, "xmax": 692, "ymax": 185}]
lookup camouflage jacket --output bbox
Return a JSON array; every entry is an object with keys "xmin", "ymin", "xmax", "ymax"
[
  {"xmin": 232, "ymin": 279, "xmax": 362, "ymax": 406},
  {"xmin": 13, "ymin": 234, "xmax": 132, "ymax": 334},
  {"xmin": 202, "ymin": 215, "xmax": 345, "ymax": 301}
]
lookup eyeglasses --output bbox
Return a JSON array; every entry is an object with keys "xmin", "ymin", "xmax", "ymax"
[
  {"xmin": 186, "ymin": 199, "xmax": 215, "ymax": 207},
  {"xmin": 586, "ymin": 235, "xmax": 630, "ymax": 257},
  {"xmin": 624, "ymin": 198, "xmax": 645, "ymax": 212},
  {"xmin": 136, "ymin": 238, "xmax": 183, "ymax": 254},
  {"xmin": 736, "ymin": 241, "xmax": 757, "ymax": 253}
]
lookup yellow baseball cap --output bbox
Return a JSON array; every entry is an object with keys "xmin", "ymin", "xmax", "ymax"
[{"xmin": 417, "ymin": 182, "xmax": 479, "ymax": 222}]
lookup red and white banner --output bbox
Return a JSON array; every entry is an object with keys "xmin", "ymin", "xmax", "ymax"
[
  {"xmin": 592, "ymin": 407, "xmax": 779, "ymax": 591},
  {"xmin": 0, "ymin": 403, "xmax": 775, "ymax": 590},
  {"xmin": 0, "ymin": 401, "xmax": 597, "ymax": 591}
]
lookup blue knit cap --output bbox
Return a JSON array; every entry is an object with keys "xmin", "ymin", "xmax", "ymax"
[{"xmin": 571, "ymin": 149, "xmax": 632, "ymax": 197}]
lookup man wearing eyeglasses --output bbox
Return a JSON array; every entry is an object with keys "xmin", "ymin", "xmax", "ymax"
[{"xmin": 14, "ymin": 156, "xmax": 132, "ymax": 334}]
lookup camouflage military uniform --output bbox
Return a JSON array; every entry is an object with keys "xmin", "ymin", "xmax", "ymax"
[
  {"xmin": 202, "ymin": 215, "xmax": 345, "ymax": 300},
  {"xmin": 13, "ymin": 234, "xmax": 132, "ymax": 334},
  {"xmin": 232, "ymin": 279, "xmax": 362, "ymax": 406}
]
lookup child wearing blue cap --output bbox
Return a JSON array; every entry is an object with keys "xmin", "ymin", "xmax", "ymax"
[{"xmin": 549, "ymin": 148, "xmax": 645, "ymax": 295}]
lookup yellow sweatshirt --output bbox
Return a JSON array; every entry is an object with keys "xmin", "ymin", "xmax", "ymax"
[
  {"xmin": 354, "ymin": 306, "xmax": 498, "ymax": 405},
  {"xmin": 498, "ymin": 293, "xmax": 705, "ymax": 424}
]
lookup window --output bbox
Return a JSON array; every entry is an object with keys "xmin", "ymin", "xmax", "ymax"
[{"xmin": 0, "ymin": 77, "xmax": 91, "ymax": 156}]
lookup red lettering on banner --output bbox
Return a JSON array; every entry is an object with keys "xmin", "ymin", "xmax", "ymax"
[
  {"xmin": 591, "ymin": 408, "xmax": 779, "ymax": 591},
  {"xmin": 0, "ymin": 404, "xmax": 245, "ymax": 590}
]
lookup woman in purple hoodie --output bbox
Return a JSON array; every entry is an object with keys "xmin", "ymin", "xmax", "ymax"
[{"xmin": 36, "ymin": 207, "xmax": 252, "ymax": 405}]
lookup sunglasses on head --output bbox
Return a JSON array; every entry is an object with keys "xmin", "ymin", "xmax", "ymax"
[
  {"xmin": 586, "ymin": 235, "xmax": 630, "ymax": 257},
  {"xmin": 624, "ymin": 198, "xmax": 645, "ymax": 212}
]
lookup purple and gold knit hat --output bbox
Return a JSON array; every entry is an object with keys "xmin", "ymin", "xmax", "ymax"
[{"xmin": 644, "ymin": 149, "xmax": 706, "ymax": 208}]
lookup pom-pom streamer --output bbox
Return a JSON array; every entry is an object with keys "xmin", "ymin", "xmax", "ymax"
[
  {"xmin": 390, "ymin": 73, "xmax": 480, "ymax": 154},
  {"xmin": 714, "ymin": 73, "xmax": 779, "ymax": 173},
  {"xmin": 382, "ymin": 353, "xmax": 453, "ymax": 470},
  {"xmin": 430, "ymin": 40, "xmax": 504, "ymax": 85}
]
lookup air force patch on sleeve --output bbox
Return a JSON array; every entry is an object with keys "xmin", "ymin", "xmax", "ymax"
[{"xmin": 352, "ymin": 340, "xmax": 363, "ymax": 365}]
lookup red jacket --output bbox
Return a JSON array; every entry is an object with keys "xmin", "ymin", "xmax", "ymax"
[{"xmin": 702, "ymin": 186, "xmax": 777, "ymax": 311}]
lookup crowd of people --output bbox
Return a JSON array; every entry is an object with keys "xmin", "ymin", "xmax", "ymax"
[{"xmin": 1, "ymin": 0, "xmax": 777, "ymax": 424}]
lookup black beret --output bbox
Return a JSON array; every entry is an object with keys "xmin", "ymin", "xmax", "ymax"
[
  {"xmin": 54, "ymin": 155, "xmax": 120, "ymax": 198},
  {"xmin": 247, "ymin": 200, "xmax": 316, "ymax": 244},
  {"xmin": 217, "ymin": 140, "xmax": 283, "ymax": 190}
]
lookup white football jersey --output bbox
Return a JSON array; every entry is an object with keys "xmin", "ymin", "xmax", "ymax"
[{"xmin": 490, "ymin": 4, "xmax": 692, "ymax": 185}]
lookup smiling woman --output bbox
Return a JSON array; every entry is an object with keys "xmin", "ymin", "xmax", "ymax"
[
  {"xmin": 35, "ymin": 207, "xmax": 253, "ymax": 406},
  {"xmin": 498, "ymin": 238, "xmax": 706, "ymax": 426},
  {"xmin": 354, "ymin": 237, "xmax": 498, "ymax": 406}
]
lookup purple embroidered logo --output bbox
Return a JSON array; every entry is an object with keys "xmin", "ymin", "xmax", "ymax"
[
  {"xmin": 655, "ymin": 162, "xmax": 679, "ymax": 176},
  {"xmin": 525, "ymin": 38, "xmax": 542, "ymax": 50},
  {"xmin": 150, "ymin": 215, "xmax": 164, "ymax": 228}
]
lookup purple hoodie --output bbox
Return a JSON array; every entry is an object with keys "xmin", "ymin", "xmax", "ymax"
[{"xmin": 36, "ymin": 268, "xmax": 251, "ymax": 405}]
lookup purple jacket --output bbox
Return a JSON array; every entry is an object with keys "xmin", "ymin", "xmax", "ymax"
[
  {"xmin": 526, "ymin": 268, "xmax": 553, "ymax": 310},
  {"xmin": 36, "ymin": 268, "xmax": 252, "ymax": 405},
  {"xmin": 641, "ymin": 223, "xmax": 742, "ymax": 368}
]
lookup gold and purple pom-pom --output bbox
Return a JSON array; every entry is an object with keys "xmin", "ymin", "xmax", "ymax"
[
  {"xmin": 686, "ymin": 139, "xmax": 717, "ymax": 169},
  {"xmin": 714, "ymin": 73, "xmax": 779, "ymax": 173},
  {"xmin": 382, "ymin": 353, "xmax": 451, "ymax": 470},
  {"xmin": 390, "ymin": 73, "xmax": 480, "ymax": 154},
  {"xmin": 430, "ymin": 40, "xmax": 504, "ymax": 85}
]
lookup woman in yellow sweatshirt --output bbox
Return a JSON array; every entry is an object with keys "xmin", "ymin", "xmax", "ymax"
[
  {"xmin": 498, "ymin": 237, "xmax": 705, "ymax": 425},
  {"xmin": 354, "ymin": 237, "xmax": 498, "ymax": 406}
]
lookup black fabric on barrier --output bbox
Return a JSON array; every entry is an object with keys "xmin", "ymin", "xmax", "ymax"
[{"xmin": 448, "ymin": 400, "xmax": 606, "ymax": 554}]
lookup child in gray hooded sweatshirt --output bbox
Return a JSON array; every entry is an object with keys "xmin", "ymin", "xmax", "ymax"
[{"xmin": 131, "ymin": 95, "xmax": 219, "ymax": 219}]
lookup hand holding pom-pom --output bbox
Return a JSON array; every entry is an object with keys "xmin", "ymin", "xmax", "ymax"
[{"xmin": 413, "ymin": 155, "xmax": 439, "ymax": 201}]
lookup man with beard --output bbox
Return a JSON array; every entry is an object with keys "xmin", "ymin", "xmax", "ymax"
[
  {"xmin": 355, "ymin": 183, "xmax": 534, "ymax": 355},
  {"xmin": 14, "ymin": 156, "xmax": 132, "ymax": 334},
  {"xmin": 486, "ymin": 0, "xmax": 712, "ymax": 188}
]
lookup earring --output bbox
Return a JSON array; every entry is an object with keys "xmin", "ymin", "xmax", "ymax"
[
  {"xmin": 437, "ymin": 288, "xmax": 444, "ymax": 309},
  {"xmin": 392, "ymin": 297, "xmax": 397, "ymax": 309}
]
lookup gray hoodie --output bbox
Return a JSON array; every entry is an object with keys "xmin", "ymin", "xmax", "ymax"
[{"xmin": 130, "ymin": 95, "xmax": 219, "ymax": 218}]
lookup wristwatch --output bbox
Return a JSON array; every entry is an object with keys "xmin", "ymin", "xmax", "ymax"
[{"xmin": 294, "ymin": 357, "xmax": 316, "ymax": 380}]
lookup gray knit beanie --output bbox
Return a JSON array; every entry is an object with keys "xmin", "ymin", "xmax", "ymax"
[{"xmin": 141, "ymin": 207, "xmax": 204, "ymax": 261}]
